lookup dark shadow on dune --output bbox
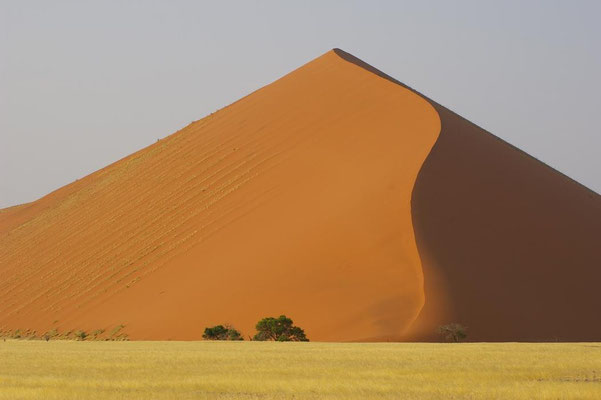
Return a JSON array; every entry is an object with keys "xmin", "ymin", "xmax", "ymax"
[{"xmin": 334, "ymin": 48, "xmax": 601, "ymax": 341}]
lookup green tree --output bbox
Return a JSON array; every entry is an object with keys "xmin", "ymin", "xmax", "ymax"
[
  {"xmin": 438, "ymin": 323, "xmax": 467, "ymax": 342},
  {"xmin": 253, "ymin": 315, "xmax": 308, "ymax": 342},
  {"xmin": 202, "ymin": 325, "xmax": 243, "ymax": 340}
]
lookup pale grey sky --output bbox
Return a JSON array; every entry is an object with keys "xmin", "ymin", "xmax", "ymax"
[{"xmin": 1, "ymin": 0, "xmax": 600, "ymax": 208}]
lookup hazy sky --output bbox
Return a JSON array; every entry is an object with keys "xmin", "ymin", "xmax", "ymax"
[{"xmin": 1, "ymin": 1, "xmax": 600, "ymax": 207}]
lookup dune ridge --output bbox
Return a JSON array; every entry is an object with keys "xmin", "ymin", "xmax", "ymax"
[{"xmin": 1, "ymin": 49, "xmax": 600, "ymax": 341}]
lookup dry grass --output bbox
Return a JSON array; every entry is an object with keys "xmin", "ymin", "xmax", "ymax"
[{"xmin": 0, "ymin": 341, "xmax": 600, "ymax": 399}]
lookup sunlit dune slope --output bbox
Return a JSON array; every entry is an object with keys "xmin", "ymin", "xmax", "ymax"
[{"xmin": 0, "ymin": 50, "xmax": 440, "ymax": 341}]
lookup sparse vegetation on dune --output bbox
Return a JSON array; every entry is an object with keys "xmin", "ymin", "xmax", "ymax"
[
  {"xmin": 0, "ymin": 325, "xmax": 128, "ymax": 341},
  {"xmin": 90, "ymin": 329, "xmax": 105, "ymax": 339},
  {"xmin": 108, "ymin": 324, "xmax": 127, "ymax": 340},
  {"xmin": 0, "ymin": 341, "xmax": 600, "ymax": 399},
  {"xmin": 74, "ymin": 330, "xmax": 88, "ymax": 341},
  {"xmin": 438, "ymin": 323, "xmax": 468, "ymax": 342}
]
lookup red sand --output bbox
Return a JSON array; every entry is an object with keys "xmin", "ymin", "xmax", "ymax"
[{"xmin": 1, "ymin": 49, "xmax": 600, "ymax": 341}]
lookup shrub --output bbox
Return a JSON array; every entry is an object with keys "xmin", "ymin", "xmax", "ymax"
[
  {"xmin": 91, "ymin": 329, "xmax": 105, "ymax": 339},
  {"xmin": 109, "ymin": 325, "xmax": 125, "ymax": 338},
  {"xmin": 253, "ymin": 315, "xmax": 308, "ymax": 342},
  {"xmin": 74, "ymin": 330, "xmax": 88, "ymax": 341},
  {"xmin": 114, "ymin": 334, "xmax": 129, "ymax": 341},
  {"xmin": 438, "ymin": 323, "xmax": 468, "ymax": 342},
  {"xmin": 43, "ymin": 329, "xmax": 58, "ymax": 341},
  {"xmin": 203, "ymin": 325, "xmax": 243, "ymax": 340}
]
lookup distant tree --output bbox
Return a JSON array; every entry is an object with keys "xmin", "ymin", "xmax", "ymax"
[
  {"xmin": 74, "ymin": 330, "xmax": 88, "ymax": 341},
  {"xmin": 253, "ymin": 315, "xmax": 308, "ymax": 342},
  {"xmin": 203, "ymin": 325, "xmax": 243, "ymax": 340},
  {"xmin": 438, "ymin": 323, "xmax": 467, "ymax": 342}
]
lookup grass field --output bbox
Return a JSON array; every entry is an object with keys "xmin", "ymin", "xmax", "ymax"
[{"xmin": 1, "ymin": 341, "xmax": 600, "ymax": 399}]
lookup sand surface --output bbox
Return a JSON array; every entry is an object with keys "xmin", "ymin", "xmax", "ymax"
[
  {"xmin": 0, "ymin": 50, "xmax": 439, "ymax": 341},
  {"xmin": 1, "ymin": 49, "xmax": 599, "ymax": 341},
  {"xmin": 410, "ymin": 104, "xmax": 601, "ymax": 341}
]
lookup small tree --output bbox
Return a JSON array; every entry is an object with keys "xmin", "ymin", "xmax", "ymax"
[
  {"xmin": 203, "ymin": 325, "xmax": 243, "ymax": 340},
  {"xmin": 253, "ymin": 315, "xmax": 308, "ymax": 342},
  {"xmin": 438, "ymin": 323, "xmax": 467, "ymax": 342}
]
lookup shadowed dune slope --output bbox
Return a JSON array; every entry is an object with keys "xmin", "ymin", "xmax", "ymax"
[
  {"xmin": 334, "ymin": 49, "xmax": 601, "ymax": 341},
  {"xmin": 0, "ymin": 50, "xmax": 440, "ymax": 341},
  {"xmin": 410, "ymin": 105, "xmax": 601, "ymax": 342}
]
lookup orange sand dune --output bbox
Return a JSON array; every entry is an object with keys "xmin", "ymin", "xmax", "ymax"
[
  {"xmin": 1, "ymin": 49, "xmax": 600, "ymax": 341},
  {"xmin": 0, "ymin": 50, "xmax": 440, "ymax": 341}
]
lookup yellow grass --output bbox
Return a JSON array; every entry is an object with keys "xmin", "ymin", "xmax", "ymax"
[{"xmin": 1, "ymin": 341, "xmax": 600, "ymax": 399}]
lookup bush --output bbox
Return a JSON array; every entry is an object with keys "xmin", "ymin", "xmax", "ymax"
[
  {"xmin": 109, "ymin": 324, "xmax": 125, "ymax": 338},
  {"xmin": 438, "ymin": 323, "xmax": 467, "ymax": 342},
  {"xmin": 203, "ymin": 325, "xmax": 243, "ymax": 340},
  {"xmin": 43, "ymin": 329, "xmax": 58, "ymax": 341},
  {"xmin": 91, "ymin": 329, "xmax": 105, "ymax": 339},
  {"xmin": 74, "ymin": 330, "xmax": 88, "ymax": 341},
  {"xmin": 253, "ymin": 315, "xmax": 308, "ymax": 342}
]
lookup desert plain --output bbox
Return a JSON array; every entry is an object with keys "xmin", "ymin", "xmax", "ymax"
[{"xmin": 2, "ymin": 341, "xmax": 601, "ymax": 399}]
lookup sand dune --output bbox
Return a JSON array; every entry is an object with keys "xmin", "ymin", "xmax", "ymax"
[{"xmin": 1, "ymin": 49, "xmax": 599, "ymax": 341}]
